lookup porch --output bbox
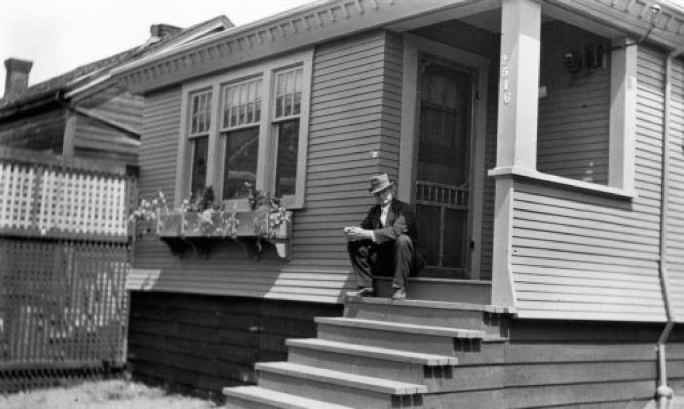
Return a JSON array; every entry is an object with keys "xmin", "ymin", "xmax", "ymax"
[{"xmin": 374, "ymin": 0, "xmax": 632, "ymax": 308}]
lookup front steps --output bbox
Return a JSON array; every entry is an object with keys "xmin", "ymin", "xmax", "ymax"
[{"xmin": 223, "ymin": 296, "xmax": 512, "ymax": 409}]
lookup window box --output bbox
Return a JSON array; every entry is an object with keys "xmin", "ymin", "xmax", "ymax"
[{"xmin": 156, "ymin": 208, "xmax": 292, "ymax": 258}]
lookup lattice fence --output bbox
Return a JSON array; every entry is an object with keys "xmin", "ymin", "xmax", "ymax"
[
  {"xmin": 0, "ymin": 161, "xmax": 132, "ymax": 240},
  {"xmin": 0, "ymin": 148, "xmax": 135, "ymax": 393}
]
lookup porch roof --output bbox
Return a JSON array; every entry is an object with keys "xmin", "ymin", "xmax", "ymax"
[{"xmin": 112, "ymin": 0, "xmax": 684, "ymax": 94}]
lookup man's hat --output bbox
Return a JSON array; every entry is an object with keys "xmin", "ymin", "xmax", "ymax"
[{"xmin": 368, "ymin": 173, "xmax": 394, "ymax": 194}]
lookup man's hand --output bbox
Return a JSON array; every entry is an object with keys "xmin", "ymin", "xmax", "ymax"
[{"xmin": 344, "ymin": 226, "xmax": 373, "ymax": 241}]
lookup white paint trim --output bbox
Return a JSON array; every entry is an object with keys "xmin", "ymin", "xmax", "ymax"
[
  {"xmin": 491, "ymin": 0, "xmax": 542, "ymax": 310},
  {"xmin": 609, "ymin": 38, "xmax": 637, "ymax": 193},
  {"xmin": 174, "ymin": 89, "xmax": 189, "ymax": 207},
  {"xmin": 177, "ymin": 49, "xmax": 314, "ymax": 209},
  {"xmin": 491, "ymin": 175, "xmax": 516, "ymax": 307},
  {"xmin": 398, "ymin": 33, "xmax": 490, "ymax": 280},
  {"xmin": 488, "ymin": 166, "xmax": 637, "ymax": 199}
]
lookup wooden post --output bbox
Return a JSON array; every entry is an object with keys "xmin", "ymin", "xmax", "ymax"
[
  {"xmin": 62, "ymin": 112, "xmax": 78, "ymax": 159},
  {"xmin": 491, "ymin": 0, "xmax": 541, "ymax": 307},
  {"xmin": 609, "ymin": 37, "xmax": 637, "ymax": 192}
]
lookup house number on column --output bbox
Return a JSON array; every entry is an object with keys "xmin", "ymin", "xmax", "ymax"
[{"xmin": 501, "ymin": 54, "xmax": 511, "ymax": 105}]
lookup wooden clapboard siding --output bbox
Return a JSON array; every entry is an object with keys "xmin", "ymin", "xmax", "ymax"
[
  {"xmin": 286, "ymin": 30, "xmax": 396, "ymax": 280},
  {"xmin": 0, "ymin": 108, "xmax": 64, "ymax": 153},
  {"xmin": 504, "ymin": 319, "xmax": 673, "ymax": 409},
  {"xmin": 73, "ymin": 92, "xmax": 142, "ymax": 166},
  {"xmin": 130, "ymin": 32, "xmax": 402, "ymax": 301},
  {"xmin": 127, "ymin": 291, "xmax": 342, "ymax": 398},
  {"xmin": 509, "ymin": 46, "xmax": 668, "ymax": 322},
  {"xmin": 87, "ymin": 92, "xmax": 144, "ymax": 132},
  {"xmin": 537, "ymin": 21, "xmax": 610, "ymax": 184},
  {"xmin": 667, "ymin": 56, "xmax": 684, "ymax": 322}
]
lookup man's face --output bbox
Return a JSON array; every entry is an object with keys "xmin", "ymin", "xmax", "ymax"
[{"xmin": 374, "ymin": 187, "xmax": 393, "ymax": 205}]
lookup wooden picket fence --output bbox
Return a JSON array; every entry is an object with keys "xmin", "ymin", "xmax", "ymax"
[{"xmin": 0, "ymin": 147, "xmax": 135, "ymax": 392}]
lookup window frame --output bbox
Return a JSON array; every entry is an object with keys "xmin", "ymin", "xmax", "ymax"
[{"xmin": 174, "ymin": 49, "xmax": 313, "ymax": 209}]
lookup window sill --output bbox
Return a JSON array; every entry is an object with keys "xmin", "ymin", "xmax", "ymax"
[{"xmin": 487, "ymin": 166, "xmax": 637, "ymax": 200}]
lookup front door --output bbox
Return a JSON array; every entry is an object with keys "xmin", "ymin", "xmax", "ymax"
[{"xmin": 415, "ymin": 56, "xmax": 473, "ymax": 279}]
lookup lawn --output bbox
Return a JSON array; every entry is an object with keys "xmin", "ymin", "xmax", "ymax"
[{"xmin": 0, "ymin": 379, "xmax": 222, "ymax": 409}]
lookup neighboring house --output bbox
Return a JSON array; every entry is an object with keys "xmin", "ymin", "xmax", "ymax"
[
  {"xmin": 0, "ymin": 17, "xmax": 233, "ymax": 166},
  {"xmin": 115, "ymin": 0, "xmax": 684, "ymax": 408}
]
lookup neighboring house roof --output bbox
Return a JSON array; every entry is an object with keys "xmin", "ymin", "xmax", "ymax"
[{"xmin": 0, "ymin": 15, "xmax": 232, "ymax": 113}]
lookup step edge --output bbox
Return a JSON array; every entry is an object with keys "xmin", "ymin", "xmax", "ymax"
[
  {"xmin": 255, "ymin": 361, "xmax": 428, "ymax": 395},
  {"xmin": 286, "ymin": 338, "xmax": 458, "ymax": 366},
  {"xmin": 345, "ymin": 296, "xmax": 514, "ymax": 314},
  {"xmin": 222, "ymin": 385, "xmax": 356, "ymax": 409},
  {"xmin": 315, "ymin": 317, "xmax": 486, "ymax": 338}
]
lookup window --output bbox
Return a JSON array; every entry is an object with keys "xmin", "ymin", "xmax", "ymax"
[
  {"xmin": 176, "ymin": 50, "xmax": 313, "ymax": 208},
  {"xmin": 273, "ymin": 68, "xmax": 303, "ymax": 197},
  {"xmin": 188, "ymin": 89, "xmax": 212, "ymax": 198},
  {"xmin": 220, "ymin": 78, "xmax": 262, "ymax": 199}
]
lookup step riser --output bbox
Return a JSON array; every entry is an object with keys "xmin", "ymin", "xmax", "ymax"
[
  {"xmin": 287, "ymin": 346, "xmax": 424, "ymax": 384},
  {"xmin": 344, "ymin": 303, "xmax": 504, "ymax": 334},
  {"xmin": 257, "ymin": 371, "xmax": 399, "ymax": 409},
  {"xmin": 316, "ymin": 323, "xmax": 458, "ymax": 355}
]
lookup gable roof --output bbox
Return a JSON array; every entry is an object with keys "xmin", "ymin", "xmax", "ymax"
[{"xmin": 0, "ymin": 15, "xmax": 232, "ymax": 112}]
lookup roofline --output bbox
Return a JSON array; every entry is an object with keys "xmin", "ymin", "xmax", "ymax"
[
  {"xmin": 0, "ymin": 15, "xmax": 231, "ymax": 115},
  {"xmin": 65, "ymin": 17, "xmax": 231, "ymax": 101},
  {"xmin": 110, "ymin": 0, "xmax": 684, "ymax": 95},
  {"xmin": 111, "ymin": 0, "xmax": 336, "ymax": 77}
]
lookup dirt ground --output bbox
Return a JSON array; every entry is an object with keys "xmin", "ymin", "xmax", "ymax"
[{"xmin": 0, "ymin": 380, "xmax": 222, "ymax": 409}]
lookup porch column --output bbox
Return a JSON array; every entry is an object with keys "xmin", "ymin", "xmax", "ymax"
[{"xmin": 491, "ymin": 0, "xmax": 541, "ymax": 307}]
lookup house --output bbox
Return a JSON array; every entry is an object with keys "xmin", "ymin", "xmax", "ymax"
[
  {"xmin": 114, "ymin": 0, "xmax": 684, "ymax": 407},
  {"xmin": 0, "ymin": 17, "xmax": 233, "ymax": 167}
]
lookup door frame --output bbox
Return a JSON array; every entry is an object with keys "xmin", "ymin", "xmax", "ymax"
[{"xmin": 398, "ymin": 33, "xmax": 489, "ymax": 280}]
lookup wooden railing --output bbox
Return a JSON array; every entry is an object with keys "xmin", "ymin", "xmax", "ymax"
[
  {"xmin": 0, "ymin": 148, "xmax": 134, "ymax": 242},
  {"xmin": 415, "ymin": 180, "xmax": 469, "ymax": 209}
]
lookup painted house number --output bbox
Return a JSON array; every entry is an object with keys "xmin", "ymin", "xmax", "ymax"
[{"xmin": 501, "ymin": 54, "xmax": 511, "ymax": 105}]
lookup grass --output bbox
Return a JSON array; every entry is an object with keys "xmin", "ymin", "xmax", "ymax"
[{"xmin": 0, "ymin": 379, "xmax": 223, "ymax": 409}]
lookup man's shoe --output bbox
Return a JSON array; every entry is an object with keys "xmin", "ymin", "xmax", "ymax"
[
  {"xmin": 347, "ymin": 287, "xmax": 374, "ymax": 297},
  {"xmin": 391, "ymin": 288, "xmax": 407, "ymax": 300}
]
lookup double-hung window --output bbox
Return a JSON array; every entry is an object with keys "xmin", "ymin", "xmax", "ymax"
[
  {"xmin": 176, "ymin": 50, "xmax": 313, "ymax": 208},
  {"xmin": 187, "ymin": 89, "xmax": 212, "ymax": 198}
]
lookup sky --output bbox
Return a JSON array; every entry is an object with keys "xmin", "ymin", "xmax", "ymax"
[
  {"xmin": 2, "ymin": 0, "xmax": 684, "ymax": 97},
  {"xmin": 0, "ymin": 0, "xmax": 313, "ymax": 96}
]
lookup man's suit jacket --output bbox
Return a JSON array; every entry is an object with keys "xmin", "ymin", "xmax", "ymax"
[{"xmin": 360, "ymin": 199, "xmax": 418, "ymax": 245}]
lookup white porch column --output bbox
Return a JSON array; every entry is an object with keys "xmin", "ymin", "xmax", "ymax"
[{"xmin": 491, "ymin": 0, "xmax": 541, "ymax": 307}]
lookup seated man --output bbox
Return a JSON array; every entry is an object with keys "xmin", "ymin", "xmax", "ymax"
[{"xmin": 344, "ymin": 174, "xmax": 419, "ymax": 300}]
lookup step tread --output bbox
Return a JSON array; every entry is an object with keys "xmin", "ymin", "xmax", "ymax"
[
  {"xmin": 315, "ymin": 317, "xmax": 486, "ymax": 338},
  {"xmin": 223, "ymin": 386, "xmax": 357, "ymax": 409},
  {"xmin": 286, "ymin": 338, "xmax": 458, "ymax": 366},
  {"xmin": 345, "ymin": 297, "xmax": 514, "ymax": 314},
  {"xmin": 255, "ymin": 361, "xmax": 427, "ymax": 394}
]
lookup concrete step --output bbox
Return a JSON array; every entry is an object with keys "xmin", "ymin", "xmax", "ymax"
[
  {"xmin": 286, "ymin": 338, "xmax": 457, "ymax": 384},
  {"xmin": 315, "ymin": 317, "xmax": 485, "ymax": 355},
  {"xmin": 256, "ymin": 361, "xmax": 427, "ymax": 408},
  {"xmin": 223, "ymin": 385, "xmax": 357, "ymax": 409},
  {"xmin": 344, "ymin": 297, "xmax": 512, "ymax": 336}
]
